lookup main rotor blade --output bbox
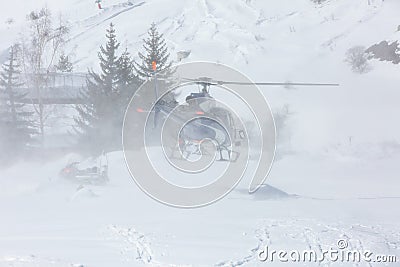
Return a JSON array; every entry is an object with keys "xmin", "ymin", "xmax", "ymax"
[
  {"xmin": 181, "ymin": 77, "xmax": 339, "ymax": 87},
  {"xmin": 181, "ymin": 77, "xmax": 215, "ymax": 83},
  {"xmin": 220, "ymin": 81, "xmax": 339, "ymax": 86}
]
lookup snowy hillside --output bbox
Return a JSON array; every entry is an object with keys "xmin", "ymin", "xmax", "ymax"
[
  {"xmin": 1, "ymin": 0, "xmax": 399, "ymax": 152},
  {"xmin": 0, "ymin": 0, "xmax": 400, "ymax": 266}
]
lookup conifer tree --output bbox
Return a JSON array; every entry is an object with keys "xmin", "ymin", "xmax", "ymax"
[
  {"xmin": 134, "ymin": 23, "xmax": 177, "ymax": 114},
  {"xmin": 134, "ymin": 23, "xmax": 172, "ymax": 78},
  {"xmin": 74, "ymin": 23, "xmax": 140, "ymax": 154},
  {"xmin": 118, "ymin": 49, "xmax": 141, "ymax": 113},
  {"xmin": 0, "ymin": 45, "xmax": 35, "ymax": 158}
]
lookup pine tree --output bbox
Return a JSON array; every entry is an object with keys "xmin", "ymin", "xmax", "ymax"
[
  {"xmin": 74, "ymin": 23, "xmax": 139, "ymax": 154},
  {"xmin": 97, "ymin": 24, "xmax": 122, "ymax": 95},
  {"xmin": 134, "ymin": 23, "xmax": 172, "ymax": 78},
  {"xmin": 117, "ymin": 49, "xmax": 141, "ymax": 114},
  {"xmin": 0, "ymin": 85, "xmax": 9, "ymax": 160},
  {"xmin": 56, "ymin": 53, "xmax": 73, "ymax": 72},
  {"xmin": 134, "ymin": 23, "xmax": 177, "ymax": 115},
  {"xmin": 0, "ymin": 45, "xmax": 35, "ymax": 159}
]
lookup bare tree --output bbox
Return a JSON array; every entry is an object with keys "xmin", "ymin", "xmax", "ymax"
[
  {"xmin": 345, "ymin": 46, "xmax": 371, "ymax": 74},
  {"xmin": 19, "ymin": 7, "xmax": 69, "ymax": 144}
]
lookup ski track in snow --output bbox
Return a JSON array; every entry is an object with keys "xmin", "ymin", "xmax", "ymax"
[
  {"xmin": 108, "ymin": 225, "xmax": 155, "ymax": 265},
  {"xmin": 3, "ymin": 220, "xmax": 398, "ymax": 266},
  {"xmin": 70, "ymin": 1, "xmax": 146, "ymax": 41},
  {"xmin": 216, "ymin": 219, "xmax": 400, "ymax": 267},
  {"xmin": 108, "ymin": 225, "xmax": 192, "ymax": 267},
  {"xmin": 72, "ymin": 0, "xmax": 266, "ymax": 65},
  {"xmin": 106, "ymin": 220, "xmax": 399, "ymax": 267},
  {"xmin": 215, "ymin": 226, "xmax": 270, "ymax": 267},
  {"xmin": 0, "ymin": 255, "xmax": 84, "ymax": 267},
  {"xmin": 321, "ymin": 7, "xmax": 381, "ymax": 49}
]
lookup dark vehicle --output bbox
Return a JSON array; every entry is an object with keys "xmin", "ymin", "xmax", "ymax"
[{"xmin": 60, "ymin": 153, "xmax": 109, "ymax": 184}]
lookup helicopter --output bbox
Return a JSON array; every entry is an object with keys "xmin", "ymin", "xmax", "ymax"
[{"xmin": 140, "ymin": 75, "xmax": 339, "ymax": 162}]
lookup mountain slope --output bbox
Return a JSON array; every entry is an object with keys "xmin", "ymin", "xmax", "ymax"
[{"xmin": 1, "ymin": 0, "xmax": 399, "ymax": 155}]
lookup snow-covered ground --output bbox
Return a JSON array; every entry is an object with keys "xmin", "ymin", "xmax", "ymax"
[
  {"xmin": 0, "ymin": 0, "xmax": 400, "ymax": 266},
  {"xmin": 0, "ymin": 151, "xmax": 399, "ymax": 266}
]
